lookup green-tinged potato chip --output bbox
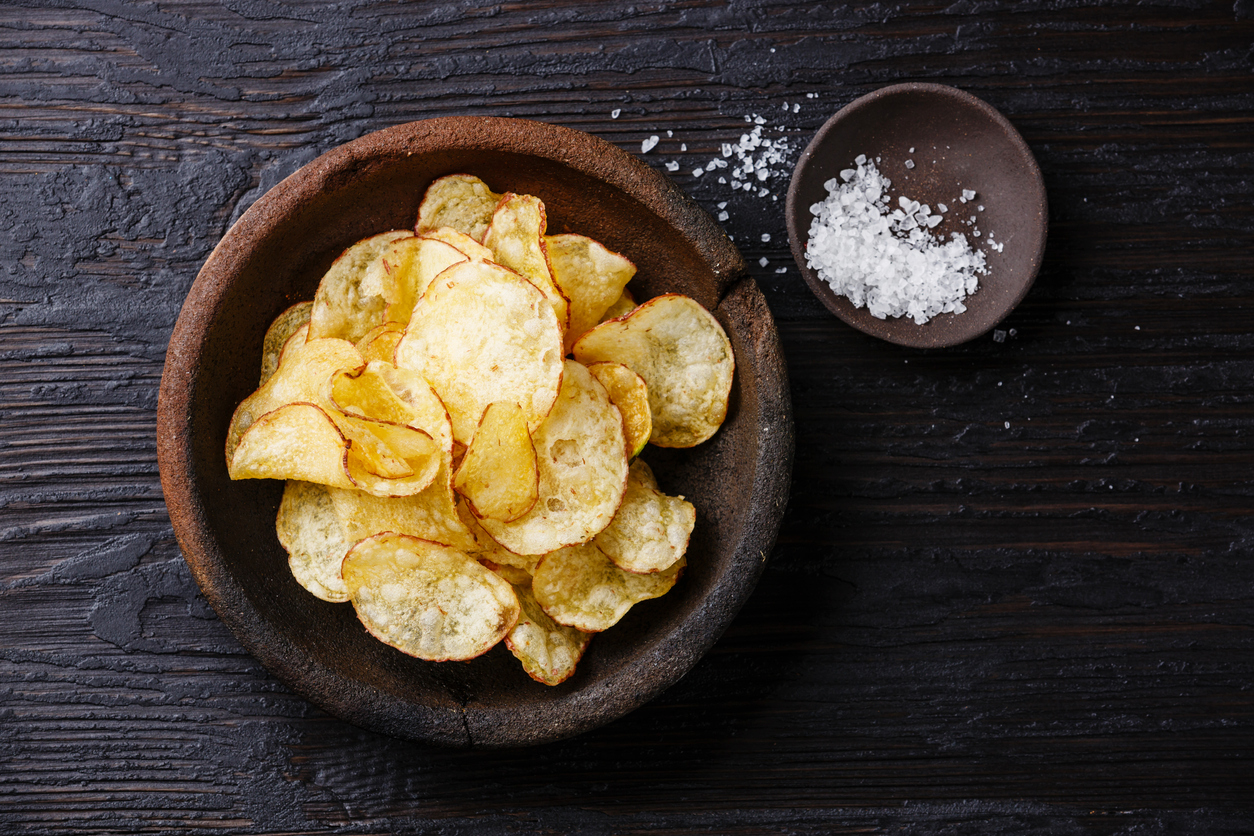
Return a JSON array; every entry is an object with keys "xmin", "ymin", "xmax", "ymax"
[
  {"xmin": 415, "ymin": 174, "xmax": 502, "ymax": 243},
  {"xmin": 573, "ymin": 293, "xmax": 734, "ymax": 448},
  {"xmin": 600, "ymin": 288, "xmax": 636, "ymax": 322},
  {"xmin": 546, "ymin": 233, "xmax": 636, "ymax": 351},
  {"xmin": 585, "ymin": 361, "xmax": 651, "ymax": 460},
  {"xmin": 355, "ymin": 322, "xmax": 405, "ymax": 363},
  {"xmin": 505, "ymin": 580, "xmax": 591, "ymax": 685},
  {"xmin": 260, "ymin": 302, "xmax": 313, "ymax": 385},
  {"xmin": 343, "ymin": 533, "xmax": 520, "ymax": 661},
  {"xmin": 308, "ymin": 230, "xmax": 414, "ymax": 343},
  {"xmin": 532, "ymin": 541, "xmax": 684, "ymax": 632},
  {"xmin": 229, "ymin": 402, "xmax": 355, "ymax": 488},
  {"xmin": 478, "ymin": 361, "xmax": 628, "ymax": 555},
  {"xmin": 227, "ymin": 337, "xmax": 364, "ymax": 462},
  {"xmin": 423, "ymin": 227, "xmax": 494, "ymax": 262},
  {"xmin": 454, "ymin": 401, "xmax": 539, "ymax": 523},
  {"xmin": 458, "ymin": 501, "xmax": 542, "ymax": 575},
  {"xmin": 359, "ymin": 235, "xmax": 467, "ymax": 326},
  {"xmin": 631, "ymin": 457, "xmax": 658, "ymax": 490},
  {"xmin": 483, "ymin": 193, "xmax": 570, "ymax": 332},
  {"xmin": 277, "ymin": 480, "xmax": 351, "ymax": 603},
  {"xmin": 395, "ymin": 260, "xmax": 564, "ymax": 445},
  {"xmin": 595, "ymin": 459, "xmax": 695, "ymax": 574}
]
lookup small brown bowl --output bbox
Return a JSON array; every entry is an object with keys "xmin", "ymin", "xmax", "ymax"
[
  {"xmin": 786, "ymin": 83, "xmax": 1047, "ymax": 348},
  {"xmin": 156, "ymin": 117, "xmax": 793, "ymax": 747}
]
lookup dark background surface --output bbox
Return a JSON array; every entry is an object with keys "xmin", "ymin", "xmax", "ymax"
[{"xmin": 2, "ymin": 1, "xmax": 1252, "ymax": 833}]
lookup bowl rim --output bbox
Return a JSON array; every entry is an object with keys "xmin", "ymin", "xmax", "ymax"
[
  {"xmin": 156, "ymin": 116, "xmax": 794, "ymax": 747},
  {"xmin": 785, "ymin": 82, "xmax": 1048, "ymax": 349}
]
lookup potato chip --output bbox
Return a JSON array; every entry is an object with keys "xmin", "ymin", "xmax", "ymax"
[
  {"xmin": 480, "ymin": 559, "xmax": 533, "ymax": 587},
  {"xmin": 359, "ymin": 235, "xmax": 467, "ymax": 326},
  {"xmin": 308, "ymin": 230, "xmax": 413, "ymax": 343},
  {"xmin": 229, "ymin": 402, "xmax": 356, "ymax": 488},
  {"xmin": 422, "ymin": 226, "xmax": 494, "ymax": 262},
  {"xmin": 454, "ymin": 401, "xmax": 539, "ymax": 523},
  {"xmin": 339, "ymin": 415, "xmax": 441, "ymax": 496},
  {"xmin": 458, "ymin": 502, "xmax": 542, "ymax": 575},
  {"xmin": 415, "ymin": 174, "xmax": 502, "ymax": 243},
  {"xmin": 260, "ymin": 302, "xmax": 313, "ymax": 385},
  {"xmin": 478, "ymin": 360, "xmax": 628, "ymax": 555},
  {"xmin": 277, "ymin": 480, "xmax": 351, "ymax": 602},
  {"xmin": 505, "ymin": 579, "xmax": 591, "ymax": 686},
  {"xmin": 483, "ymin": 193, "xmax": 570, "ymax": 332},
  {"xmin": 532, "ymin": 541, "xmax": 684, "ymax": 632},
  {"xmin": 328, "ymin": 474, "xmax": 478, "ymax": 553},
  {"xmin": 585, "ymin": 361, "xmax": 651, "ymax": 460},
  {"xmin": 595, "ymin": 459, "xmax": 695, "ymax": 574},
  {"xmin": 355, "ymin": 322, "xmax": 405, "ymax": 363},
  {"xmin": 573, "ymin": 294, "xmax": 734, "ymax": 448},
  {"xmin": 227, "ymin": 337, "xmax": 364, "ymax": 462},
  {"xmin": 546, "ymin": 233, "xmax": 636, "ymax": 351},
  {"xmin": 343, "ymin": 533, "xmax": 520, "ymax": 661},
  {"xmin": 601, "ymin": 288, "xmax": 636, "ymax": 322},
  {"xmin": 395, "ymin": 260, "xmax": 563, "ymax": 445}
]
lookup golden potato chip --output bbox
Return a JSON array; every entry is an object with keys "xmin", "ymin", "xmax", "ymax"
[
  {"xmin": 601, "ymin": 288, "xmax": 636, "ymax": 322},
  {"xmin": 532, "ymin": 541, "xmax": 684, "ymax": 632},
  {"xmin": 227, "ymin": 337, "xmax": 364, "ymax": 462},
  {"xmin": 546, "ymin": 233, "xmax": 636, "ymax": 351},
  {"xmin": 454, "ymin": 401, "xmax": 539, "ymax": 523},
  {"xmin": 478, "ymin": 360, "xmax": 628, "ymax": 555},
  {"xmin": 277, "ymin": 480, "xmax": 350, "ymax": 603},
  {"xmin": 260, "ymin": 302, "xmax": 313, "ymax": 385},
  {"xmin": 395, "ymin": 260, "xmax": 563, "ymax": 445},
  {"xmin": 308, "ymin": 230, "xmax": 413, "ymax": 343},
  {"xmin": 585, "ymin": 361, "xmax": 652, "ymax": 460},
  {"xmin": 363, "ymin": 361, "xmax": 455, "ymax": 457},
  {"xmin": 355, "ymin": 322, "xmax": 405, "ymax": 363},
  {"xmin": 327, "ymin": 474, "xmax": 478, "ymax": 553},
  {"xmin": 359, "ymin": 235, "xmax": 467, "ymax": 326},
  {"xmin": 229, "ymin": 402, "xmax": 355, "ymax": 488},
  {"xmin": 343, "ymin": 533, "xmax": 520, "ymax": 661},
  {"xmin": 505, "ymin": 579, "xmax": 591, "ymax": 686},
  {"xmin": 339, "ymin": 416, "xmax": 441, "ymax": 497},
  {"xmin": 422, "ymin": 226, "xmax": 494, "ymax": 262},
  {"xmin": 595, "ymin": 459, "xmax": 695, "ymax": 574},
  {"xmin": 457, "ymin": 501, "xmax": 542, "ymax": 574},
  {"xmin": 415, "ymin": 174, "xmax": 502, "ymax": 243},
  {"xmin": 483, "ymin": 193, "xmax": 570, "ymax": 332},
  {"xmin": 481, "ymin": 560, "xmax": 533, "ymax": 587},
  {"xmin": 573, "ymin": 294, "xmax": 734, "ymax": 448}
]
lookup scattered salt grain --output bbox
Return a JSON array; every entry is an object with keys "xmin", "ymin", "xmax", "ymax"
[
  {"xmin": 761, "ymin": 233, "xmax": 771, "ymax": 243},
  {"xmin": 611, "ymin": 109, "xmax": 621, "ymax": 119},
  {"xmin": 693, "ymin": 168, "xmax": 704, "ymax": 177},
  {"xmin": 775, "ymin": 267, "xmax": 788, "ymax": 274},
  {"xmin": 904, "ymin": 159, "xmax": 915, "ymax": 169},
  {"xmin": 665, "ymin": 161, "xmax": 679, "ymax": 172},
  {"xmin": 667, "ymin": 130, "xmax": 673, "ymax": 137},
  {"xmin": 909, "ymin": 147, "xmax": 915, "ymax": 153},
  {"xmin": 641, "ymin": 135, "xmax": 659, "ymax": 153},
  {"xmin": 681, "ymin": 143, "xmax": 687, "ymax": 151},
  {"xmin": 804, "ymin": 157, "xmax": 989, "ymax": 325},
  {"xmin": 962, "ymin": 189, "xmax": 976, "ymax": 201},
  {"xmin": 718, "ymin": 211, "xmax": 729, "ymax": 221},
  {"xmin": 759, "ymin": 257, "xmax": 769, "ymax": 267},
  {"xmin": 993, "ymin": 330, "xmax": 1006, "ymax": 343}
]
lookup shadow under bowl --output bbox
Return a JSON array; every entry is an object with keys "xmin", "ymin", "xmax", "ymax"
[
  {"xmin": 786, "ymin": 83, "xmax": 1047, "ymax": 348},
  {"xmin": 157, "ymin": 117, "xmax": 794, "ymax": 748}
]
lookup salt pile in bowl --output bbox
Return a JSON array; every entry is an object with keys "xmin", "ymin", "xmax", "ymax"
[{"xmin": 805, "ymin": 155, "xmax": 988, "ymax": 325}]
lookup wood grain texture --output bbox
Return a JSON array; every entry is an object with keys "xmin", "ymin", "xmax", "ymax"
[{"xmin": 1, "ymin": 0, "xmax": 1252, "ymax": 833}]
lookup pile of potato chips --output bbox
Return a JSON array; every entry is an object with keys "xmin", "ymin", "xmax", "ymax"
[{"xmin": 226, "ymin": 174, "xmax": 734, "ymax": 685}]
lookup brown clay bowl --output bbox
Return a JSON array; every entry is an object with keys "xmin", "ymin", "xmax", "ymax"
[
  {"xmin": 786, "ymin": 83, "xmax": 1047, "ymax": 348},
  {"xmin": 156, "ymin": 117, "xmax": 793, "ymax": 747}
]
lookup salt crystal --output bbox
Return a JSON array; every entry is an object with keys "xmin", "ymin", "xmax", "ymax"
[
  {"xmin": 775, "ymin": 267, "xmax": 788, "ymax": 273},
  {"xmin": 909, "ymin": 147, "xmax": 915, "ymax": 153},
  {"xmin": 693, "ymin": 168, "xmax": 704, "ymax": 177},
  {"xmin": 718, "ymin": 211, "xmax": 729, "ymax": 221},
  {"xmin": 611, "ymin": 109, "xmax": 621, "ymax": 119},
  {"xmin": 665, "ymin": 161, "xmax": 679, "ymax": 172},
  {"xmin": 717, "ymin": 201, "xmax": 727, "ymax": 209},
  {"xmin": 641, "ymin": 136, "xmax": 659, "ymax": 153},
  {"xmin": 803, "ymin": 157, "xmax": 988, "ymax": 325},
  {"xmin": 993, "ymin": 330, "xmax": 1006, "ymax": 342},
  {"xmin": 793, "ymin": 103, "xmax": 800, "ymax": 113},
  {"xmin": 937, "ymin": 203, "xmax": 948, "ymax": 213},
  {"xmin": 978, "ymin": 205, "xmax": 984, "ymax": 211},
  {"xmin": 667, "ymin": 130, "xmax": 673, "ymax": 137},
  {"xmin": 759, "ymin": 257, "xmax": 769, "ymax": 267},
  {"xmin": 962, "ymin": 189, "xmax": 976, "ymax": 200},
  {"xmin": 841, "ymin": 168, "xmax": 856, "ymax": 181},
  {"xmin": 761, "ymin": 233, "xmax": 771, "ymax": 243},
  {"xmin": 782, "ymin": 103, "xmax": 789, "ymax": 111},
  {"xmin": 681, "ymin": 143, "xmax": 687, "ymax": 151},
  {"xmin": 904, "ymin": 159, "xmax": 915, "ymax": 169}
]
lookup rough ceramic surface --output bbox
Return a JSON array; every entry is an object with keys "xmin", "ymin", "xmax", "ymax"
[
  {"xmin": 156, "ymin": 117, "xmax": 794, "ymax": 748},
  {"xmin": 786, "ymin": 83, "xmax": 1047, "ymax": 349}
]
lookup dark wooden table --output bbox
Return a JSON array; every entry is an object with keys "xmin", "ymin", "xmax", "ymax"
[{"xmin": 3, "ymin": 2, "xmax": 1252, "ymax": 833}]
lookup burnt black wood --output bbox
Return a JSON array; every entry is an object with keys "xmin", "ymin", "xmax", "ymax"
[{"xmin": 2, "ymin": 1, "xmax": 1251, "ymax": 833}]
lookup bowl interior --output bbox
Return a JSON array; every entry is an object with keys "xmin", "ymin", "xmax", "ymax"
[
  {"xmin": 786, "ymin": 83, "xmax": 1047, "ymax": 348},
  {"xmin": 160, "ymin": 119, "xmax": 792, "ymax": 747}
]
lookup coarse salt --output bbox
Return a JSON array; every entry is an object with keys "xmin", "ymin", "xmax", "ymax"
[{"xmin": 804, "ymin": 157, "xmax": 988, "ymax": 325}]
